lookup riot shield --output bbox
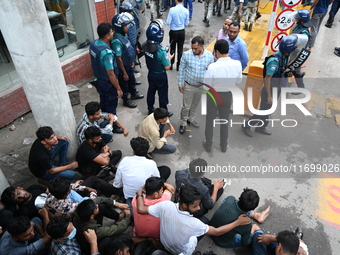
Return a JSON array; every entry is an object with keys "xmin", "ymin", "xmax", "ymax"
[{"xmin": 287, "ymin": 34, "xmax": 311, "ymax": 71}]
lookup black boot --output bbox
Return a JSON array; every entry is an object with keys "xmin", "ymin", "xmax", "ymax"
[
  {"xmin": 325, "ymin": 14, "xmax": 334, "ymax": 28},
  {"xmin": 255, "ymin": 11, "xmax": 262, "ymax": 21},
  {"xmin": 249, "ymin": 23, "xmax": 253, "ymax": 31}
]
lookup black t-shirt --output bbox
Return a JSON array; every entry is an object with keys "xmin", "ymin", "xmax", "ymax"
[
  {"xmin": 76, "ymin": 140, "xmax": 106, "ymax": 176},
  {"xmin": 16, "ymin": 185, "xmax": 47, "ymax": 219},
  {"xmin": 28, "ymin": 139, "xmax": 52, "ymax": 178}
]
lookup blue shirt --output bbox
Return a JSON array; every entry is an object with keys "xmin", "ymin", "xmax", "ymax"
[
  {"xmin": 166, "ymin": 4, "xmax": 189, "ymax": 31},
  {"xmin": 0, "ymin": 231, "xmax": 46, "ymax": 255},
  {"xmin": 178, "ymin": 49, "xmax": 214, "ymax": 87},
  {"xmin": 313, "ymin": 0, "xmax": 332, "ymax": 13},
  {"xmin": 226, "ymin": 36, "xmax": 249, "ymax": 71}
]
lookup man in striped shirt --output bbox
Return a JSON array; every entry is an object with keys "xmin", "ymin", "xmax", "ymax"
[{"xmin": 178, "ymin": 36, "xmax": 214, "ymax": 134}]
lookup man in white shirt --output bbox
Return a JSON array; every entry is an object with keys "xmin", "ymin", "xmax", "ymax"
[
  {"xmin": 203, "ymin": 39, "xmax": 243, "ymax": 153},
  {"xmin": 136, "ymin": 184, "xmax": 250, "ymax": 255},
  {"xmin": 113, "ymin": 137, "xmax": 170, "ymax": 208}
]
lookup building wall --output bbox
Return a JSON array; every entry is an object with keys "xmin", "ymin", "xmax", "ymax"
[
  {"xmin": 62, "ymin": 53, "xmax": 94, "ymax": 85},
  {"xmin": 96, "ymin": 0, "xmax": 116, "ymax": 24},
  {"xmin": 0, "ymin": 0, "xmax": 116, "ymax": 128},
  {"xmin": 0, "ymin": 86, "xmax": 30, "ymax": 128}
]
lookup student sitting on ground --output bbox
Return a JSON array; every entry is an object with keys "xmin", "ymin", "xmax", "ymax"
[
  {"xmin": 73, "ymin": 199, "xmax": 130, "ymax": 254},
  {"xmin": 47, "ymin": 216, "xmax": 99, "ymax": 255},
  {"xmin": 210, "ymin": 187, "xmax": 270, "ymax": 248},
  {"xmin": 45, "ymin": 176, "xmax": 128, "ymax": 219},
  {"xmin": 76, "ymin": 126, "xmax": 122, "ymax": 180},
  {"xmin": 0, "ymin": 215, "xmax": 51, "ymax": 255},
  {"xmin": 175, "ymin": 158, "xmax": 225, "ymax": 219}
]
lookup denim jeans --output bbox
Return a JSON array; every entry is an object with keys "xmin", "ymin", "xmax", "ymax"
[
  {"xmin": 42, "ymin": 168, "xmax": 77, "ymax": 180},
  {"xmin": 251, "ymin": 230, "xmax": 277, "ymax": 255},
  {"xmin": 51, "ymin": 139, "xmax": 69, "ymax": 165},
  {"xmin": 30, "ymin": 217, "xmax": 43, "ymax": 243},
  {"xmin": 99, "ymin": 119, "xmax": 113, "ymax": 144}
]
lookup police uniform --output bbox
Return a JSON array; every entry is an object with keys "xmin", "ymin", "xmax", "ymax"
[
  {"xmin": 231, "ymin": 0, "xmax": 248, "ymax": 23},
  {"xmin": 111, "ymin": 32, "xmax": 139, "ymax": 100},
  {"xmin": 90, "ymin": 39, "xmax": 119, "ymax": 114},
  {"xmin": 145, "ymin": 45, "xmax": 171, "ymax": 113},
  {"xmin": 243, "ymin": 0, "xmax": 258, "ymax": 31},
  {"xmin": 246, "ymin": 51, "xmax": 288, "ymax": 129}
]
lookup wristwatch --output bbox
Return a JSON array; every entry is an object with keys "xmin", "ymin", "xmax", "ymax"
[{"xmin": 136, "ymin": 194, "xmax": 143, "ymax": 198}]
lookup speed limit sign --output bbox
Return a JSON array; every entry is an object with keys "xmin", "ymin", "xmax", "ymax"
[
  {"xmin": 271, "ymin": 32, "xmax": 288, "ymax": 52},
  {"xmin": 275, "ymin": 9, "xmax": 295, "ymax": 31}
]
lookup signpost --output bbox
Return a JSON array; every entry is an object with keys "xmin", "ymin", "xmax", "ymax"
[
  {"xmin": 271, "ymin": 32, "xmax": 288, "ymax": 52},
  {"xmin": 281, "ymin": 0, "xmax": 302, "ymax": 8},
  {"xmin": 275, "ymin": 9, "xmax": 295, "ymax": 31}
]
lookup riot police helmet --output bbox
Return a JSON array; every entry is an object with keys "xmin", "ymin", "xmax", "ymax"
[
  {"xmin": 291, "ymin": 9, "xmax": 312, "ymax": 27},
  {"xmin": 121, "ymin": 1, "xmax": 134, "ymax": 11},
  {"xmin": 279, "ymin": 35, "xmax": 298, "ymax": 53},
  {"xmin": 146, "ymin": 19, "xmax": 165, "ymax": 44},
  {"xmin": 112, "ymin": 13, "xmax": 134, "ymax": 33}
]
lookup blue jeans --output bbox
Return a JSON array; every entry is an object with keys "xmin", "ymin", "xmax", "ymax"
[
  {"xmin": 51, "ymin": 139, "xmax": 69, "ymax": 165},
  {"xmin": 43, "ymin": 168, "xmax": 76, "ymax": 180},
  {"xmin": 184, "ymin": 0, "xmax": 193, "ymax": 17},
  {"xmin": 330, "ymin": 0, "xmax": 340, "ymax": 17},
  {"xmin": 30, "ymin": 217, "xmax": 43, "ymax": 243},
  {"xmin": 99, "ymin": 119, "xmax": 113, "ymax": 144},
  {"xmin": 251, "ymin": 230, "xmax": 277, "ymax": 255}
]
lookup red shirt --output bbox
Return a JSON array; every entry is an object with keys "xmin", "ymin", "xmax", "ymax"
[{"xmin": 132, "ymin": 192, "xmax": 171, "ymax": 240}]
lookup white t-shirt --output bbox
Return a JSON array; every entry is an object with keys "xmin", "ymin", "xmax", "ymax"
[
  {"xmin": 113, "ymin": 155, "xmax": 160, "ymax": 199},
  {"xmin": 148, "ymin": 201, "xmax": 209, "ymax": 255}
]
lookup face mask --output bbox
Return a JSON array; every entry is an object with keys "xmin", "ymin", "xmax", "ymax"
[{"xmin": 67, "ymin": 226, "xmax": 77, "ymax": 239}]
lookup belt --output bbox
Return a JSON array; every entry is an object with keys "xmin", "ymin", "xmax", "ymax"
[
  {"xmin": 185, "ymin": 81, "xmax": 201, "ymax": 87},
  {"xmin": 171, "ymin": 28, "xmax": 185, "ymax": 32}
]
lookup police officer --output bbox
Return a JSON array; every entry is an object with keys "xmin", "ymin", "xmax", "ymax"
[
  {"xmin": 290, "ymin": 9, "xmax": 312, "ymax": 94},
  {"xmin": 231, "ymin": 0, "xmax": 248, "ymax": 24},
  {"xmin": 242, "ymin": 35, "xmax": 298, "ymax": 137},
  {"xmin": 243, "ymin": 0, "xmax": 259, "ymax": 31},
  {"xmin": 142, "ymin": 20, "xmax": 174, "ymax": 115},
  {"xmin": 111, "ymin": 13, "xmax": 144, "ymax": 108},
  {"xmin": 89, "ymin": 23, "xmax": 123, "ymax": 117}
]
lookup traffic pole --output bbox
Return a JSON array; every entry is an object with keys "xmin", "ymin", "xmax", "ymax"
[{"xmin": 262, "ymin": 0, "xmax": 280, "ymax": 59}]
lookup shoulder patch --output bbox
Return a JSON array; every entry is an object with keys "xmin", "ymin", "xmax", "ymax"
[{"xmin": 270, "ymin": 65, "xmax": 276, "ymax": 71}]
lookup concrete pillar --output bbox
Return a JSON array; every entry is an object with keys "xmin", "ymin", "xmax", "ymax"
[
  {"xmin": 0, "ymin": 169, "xmax": 9, "ymax": 195},
  {"xmin": 0, "ymin": 1, "xmax": 78, "ymax": 159}
]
